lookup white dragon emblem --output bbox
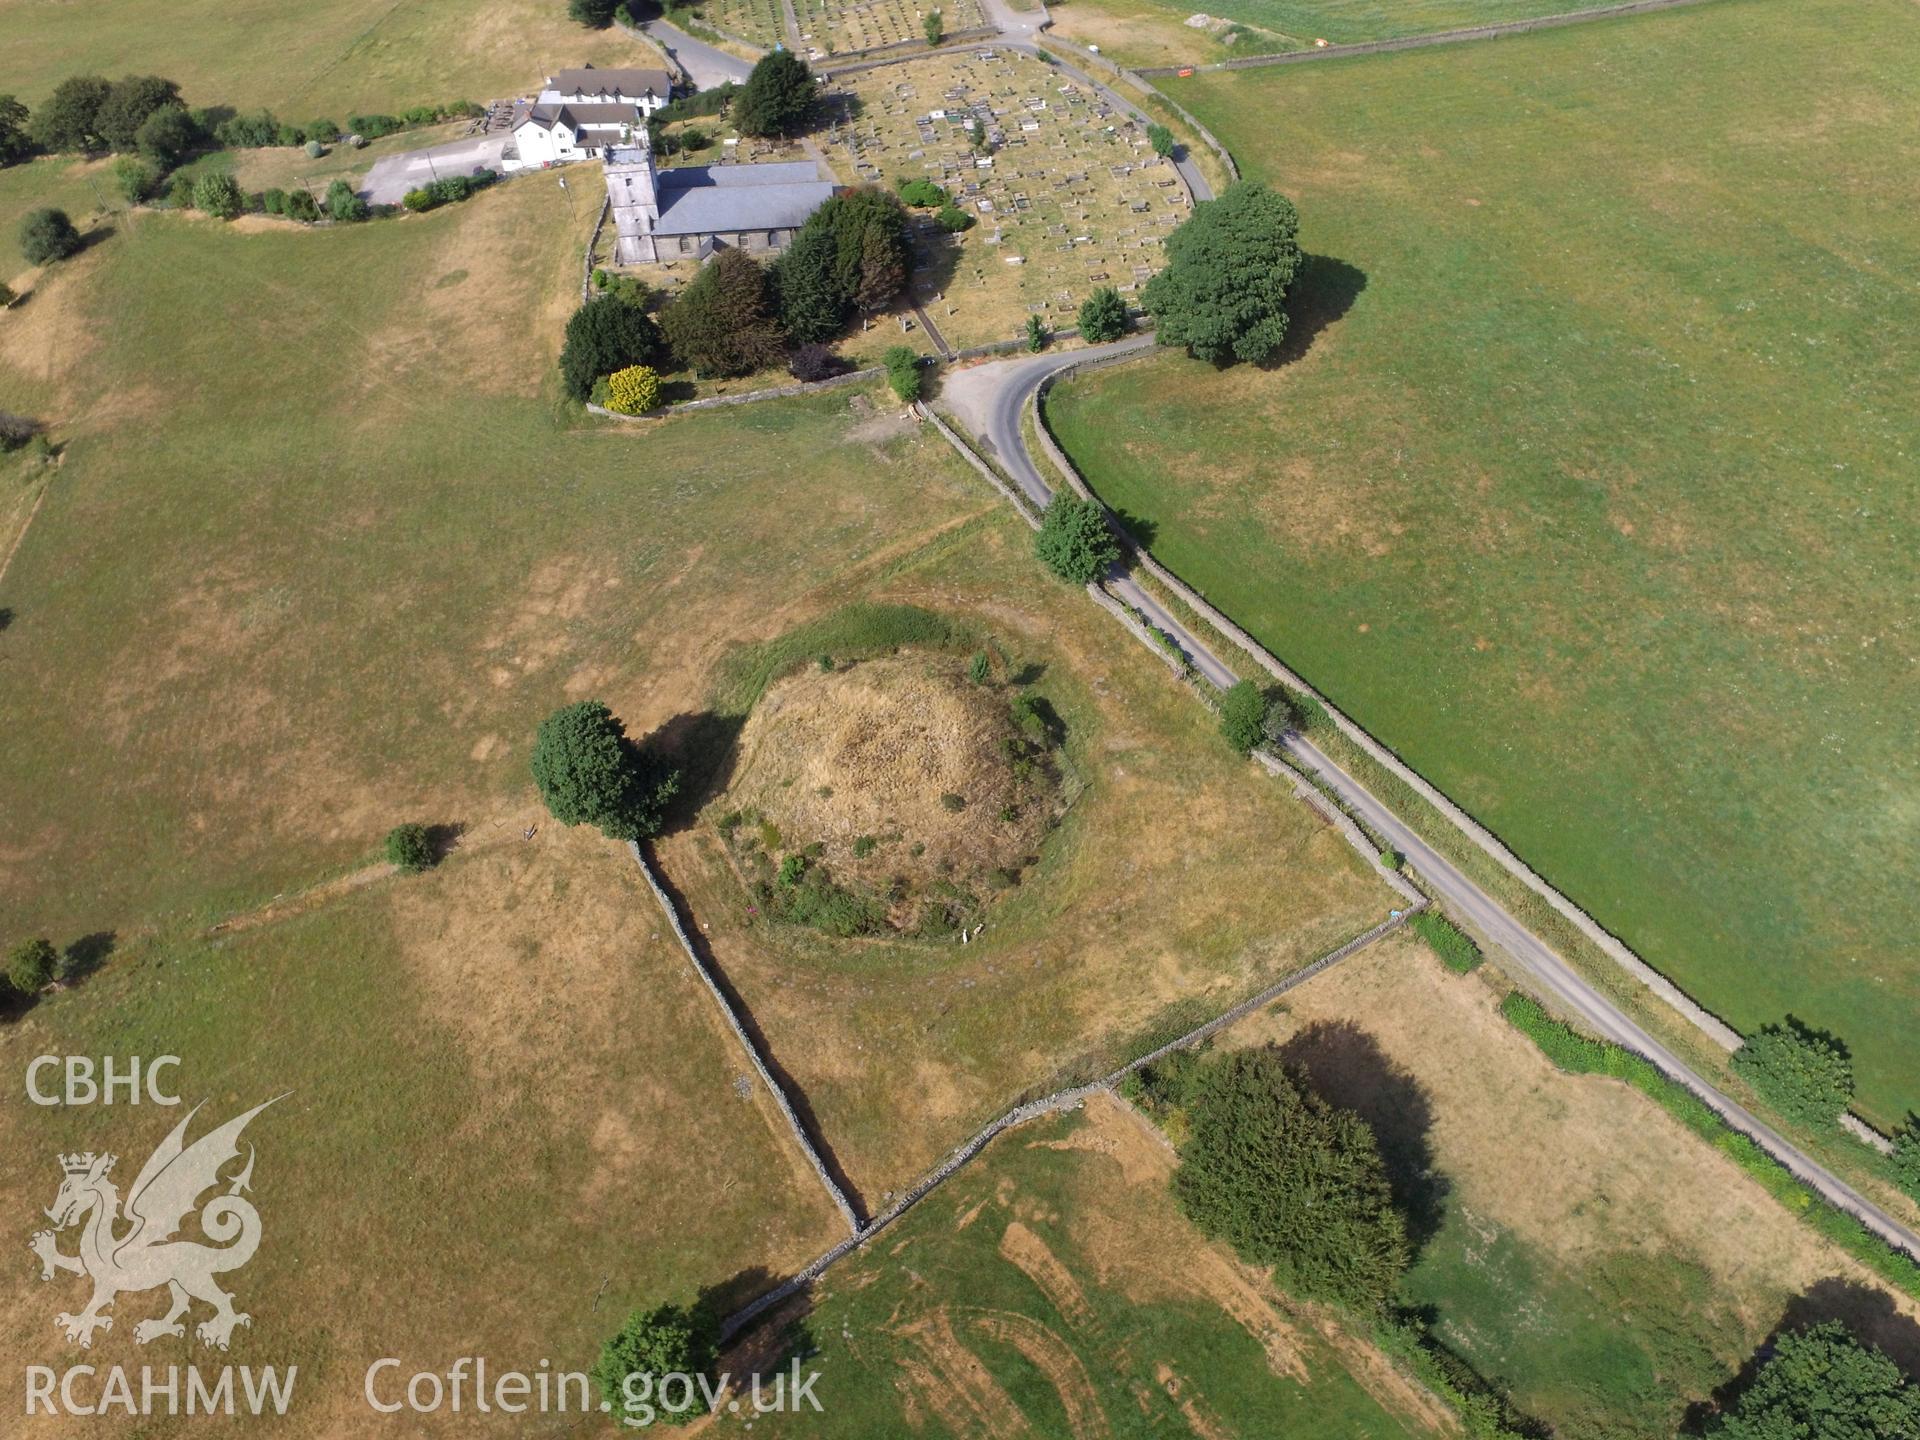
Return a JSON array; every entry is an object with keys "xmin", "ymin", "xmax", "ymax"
[{"xmin": 29, "ymin": 1097, "xmax": 282, "ymax": 1350}]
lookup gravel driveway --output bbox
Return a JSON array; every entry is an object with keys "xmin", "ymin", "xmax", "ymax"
[{"xmin": 359, "ymin": 136, "xmax": 511, "ymax": 205}]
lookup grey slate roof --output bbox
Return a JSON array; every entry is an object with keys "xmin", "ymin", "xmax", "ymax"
[
  {"xmin": 515, "ymin": 101, "xmax": 646, "ymax": 137},
  {"xmin": 546, "ymin": 66, "xmax": 674, "ymax": 100},
  {"xmin": 650, "ymin": 162, "xmax": 836, "ymax": 236}
]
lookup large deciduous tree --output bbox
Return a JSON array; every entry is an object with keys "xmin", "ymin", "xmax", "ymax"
[
  {"xmin": 558, "ymin": 294, "xmax": 661, "ymax": 400},
  {"xmin": 1174, "ymin": 1047, "xmax": 1409, "ymax": 1312},
  {"xmin": 1076, "ymin": 285, "xmax": 1127, "ymax": 342},
  {"xmin": 94, "ymin": 75, "xmax": 184, "ymax": 151},
  {"xmin": 660, "ymin": 248, "xmax": 786, "ymax": 377},
  {"xmin": 530, "ymin": 700, "xmax": 679, "ymax": 841},
  {"xmin": 30, "ymin": 75, "xmax": 112, "ymax": 152},
  {"xmin": 135, "ymin": 104, "xmax": 201, "ymax": 168},
  {"xmin": 1704, "ymin": 1321, "xmax": 1920, "ymax": 1439},
  {"xmin": 18, "ymin": 208, "xmax": 82, "ymax": 265},
  {"xmin": 1034, "ymin": 494, "xmax": 1120, "ymax": 585},
  {"xmin": 0, "ymin": 95, "xmax": 33, "ymax": 166},
  {"xmin": 593, "ymin": 1302, "xmax": 719, "ymax": 1427},
  {"xmin": 735, "ymin": 50, "xmax": 818, "ymax": 138},
  {"xmin": 1142, "ymin": 180, "xmax": 1302, "ymax": 365},
  {"xmin": 1731, "ymin": 1016, "xmax": 1854, "ymax": 1129}
]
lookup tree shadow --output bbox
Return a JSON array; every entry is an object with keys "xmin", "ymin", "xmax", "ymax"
[
  {"xmin": 1261, "ymin": 253, "xmax": 1367, "ymax": 369},
  {"xmin": 425, "ymin": 822, "xmax": 466, "ymax": 863},
  {"xmin": 1109, "ymin": 508, "xmax": 1157, "ymax": 548},
  {"xmin": 1682, "ymin": 1277, "xmax": 1920, "ymax": 1432},
  {"xmin": 642, "ymin": 853, "xmax": 871, "ymax": 1224},
  {"xmin": 0, "ymin": 607, "xmax": 12, "ymax": 632},
  {"xmin": 76, "ymin": 224, "xmax": 117, "ymax": 254},
  {"xmin": 648, "ymin": 710, "xmax": 747, "ymax": 831},
  {"xmin": 907, "ymin": 223, "xmax": 964, "ymax": 309},
  {"xmin": 59, "ymin": 931, "xmax": 116, "ymax": 986},
  {"xmin": 1279, "ymin": 1019, "xmax": 1449, "ymax": 1257},
  {"xmin": 1008, "ymin": 660, "xmax": 1047, "ymax": 687}
]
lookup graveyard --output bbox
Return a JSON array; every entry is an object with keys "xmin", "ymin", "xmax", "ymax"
[
  {"xmin": 822, "ymin": 48, "xmax": 1190, "ymax": 348},
  {"xmin": 797, "ymin": 0, "xmax": 988, "ymax": 56},
  {"xmin": 698, "ymin": 0, "xmax": 789, "ymax": 50}
]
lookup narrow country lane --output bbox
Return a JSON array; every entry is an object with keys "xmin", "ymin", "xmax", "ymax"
[{"xmin": 936, "ymin": 341, "xmax": 1920, "ymax": 1262}]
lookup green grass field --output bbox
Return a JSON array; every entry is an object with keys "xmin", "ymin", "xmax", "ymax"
[
  {"xmin": 1047, "ymin": 0, "xmax": 1920, "ymax": 1124},
  {"xmin": 742, "ymin": 1096, "xmax": 1439, "ymax": 1437},
  {"xmin": 0, "ymin": 0, "xmax": 666, "ymax": 118}
]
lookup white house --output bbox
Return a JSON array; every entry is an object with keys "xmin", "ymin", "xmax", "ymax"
[{"xmin": 511, "ymin": 64, "xmax": 676, "ymax": 168}]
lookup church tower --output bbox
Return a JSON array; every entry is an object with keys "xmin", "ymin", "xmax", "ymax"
[{"xmin": 604, "ymin": 127, "xmax": 660, "ymax": 264}]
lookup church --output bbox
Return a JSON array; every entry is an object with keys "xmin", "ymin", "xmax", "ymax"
[{"xmin": 604, "ymin": 128, "xmax": 837, "ymax": 264}]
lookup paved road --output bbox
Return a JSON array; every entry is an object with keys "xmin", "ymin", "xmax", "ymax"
[
  {"xmin": 939, "ymin": 341, "xmax": 1920, "ymax": 1261},
  {"xmin": 359, "ymin": 135, "xmax": 509, "ymax": 205},
  {"xmin": 641, "ymin": 17, "xmax": 756, "ymax": 89}
]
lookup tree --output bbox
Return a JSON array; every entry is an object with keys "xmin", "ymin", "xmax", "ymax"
[
  {"xmin": 897, "ymin": 178, "xmax": 946, "ymax": 207},
  {"xmin": 855, "ymin": 222, "xmax": 905, "ymax": 316},
  {"xmin": 735, "ymin": 51, "xmax": 818, "ymax": 138},
  {"xmin": 772, "ymin": 188, "xmax": 908, "ymax": 340},
  {"xmin": 570, "ymin": 0, "xmax": 621, "ymax": 24},
  {"xmin": 1034, "ymin": 494, "xmax": 1119, "ymax": 584},
  {"xmin": 193, "ymin": 172, "xmax": 244, "ymax": 220},
  {"xmin": 0, "ymin": 95, "xmax": 32, "ymax": 167},
  {"xmin": 283, "ymin": 187, "xmax": 321, "ymax": 222},
  {"xmin": 1146, "ymin": 122, "xmax": 1174, "ymax": 159},
  {"xmin": 936, "ymin": 201, "xmax": 971, "ymax": 233},
  {"xmin": 660, "ymin": 248, "xmax": 785, "ymax": 378},
  {"xmin": 882, "ymin": 345, "xmax": 921, "ymax": 403},
  {"xmin": 1704, "ymin": 1321, "xmax": 1920, "ymax": 1440},
  {"xmin": 1077, "ymin": 286, "xmax": 1128, "ymax": 343},
  {"xmin": 1219, "ymin": 680, "xmax": 1266, "ymax": 754},
  {"xmin": 19, "ymin": 208, "xmax": 82, "ymax": 265},
  {"xmin": 112, "ymin": 155, "xmax": 155, "ymax": 204},
  {"xmin": 1174, "ymin": 1048, "xmax": 1409, "ymax": 1312},
  {"xmin": 1732, "ymin": 1017, "xmax": 1854, "ymax": 1129},
  {"xmin": 773, "ymin": 225, "xmax": 843, "ymax": 342},
  {"xmin": 1891, "ymin": 1119, "xmax": 1920, "ymax": 1204},
  {"xmin": 134, "ymin": 104, "xmax": 199, "ymax": 168},
  {"xmin": 788, "ymin": 342, "xmax": 844, "ymax": 381},
  {"xmin": 385, "ymin": 823, "xmax": 436, "ymax": 873},
  {"xmin": 924, "ymin": 8, "xmax": 944, "ymax": 44},
  {"xmin": 325, "ymin": 178, "xmax": 369, "ymax": 221},
  {"xmin": 559, "ymin": 295, "xmax": 661, "ymax": 400},
  {"xmin": 969, "ymin": 116, "xmax": 988, "ymax": 152},
  {"xmin": 530, "ymin": 700, "xmax": 679, "ymax": 841},
  {"xmin": 1025, "ymin": 314, "xmax": 1046, "ymax": 352},
  {"xmin": 592, "ymin": 1303, "xmax": 719, "ymax": 1428},
  {"xmin": 606, "ymin": 364, "xmax": 663, "ymax": 413},
  {"xmin": 95, "ymin": 76, "xmax": 183, "ymax": 151},
  {"xmin": 0, "ymin": 283, "xmax": 15, "ymax": 311},
  {"xmin": 1143, "ymin": 181, "xmax": 1302, "ymax": 365},
  {"xmin": 8, "ymin": 938, "xmax": 58, "ymax": 994},
  {"xmin": 30, "ymin": 75, "xmax": 112, "ymax": 152}
]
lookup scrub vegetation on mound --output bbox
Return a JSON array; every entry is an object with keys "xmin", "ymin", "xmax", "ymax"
[{"xmin": 714, "ymin": 650, "xmax": 1071, "ymax": 937}]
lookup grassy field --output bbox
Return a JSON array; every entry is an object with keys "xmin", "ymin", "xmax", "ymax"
[
  {"xmin": 1213, "ymin": 934, "xmax": 1920, "ymax": 1439},
  {"xmin": 1047, "ymin": 0, "xmax": 1920, "ymax": 1123},
  {"xmin": 737, "ymin": 1093, "xmax": 1448, "ymax": 1437},
  {"xmin": 0, "ymin": 824, "xmax": 845, "ymax": 1434},
  {"xmin": 0, "ymin": 0, "xmax": 668, "ymax": 118}
]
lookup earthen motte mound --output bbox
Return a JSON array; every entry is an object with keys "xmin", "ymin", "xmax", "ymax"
[{"xmin": 723, "ymin": 654, "xmax": 1056, "ymax": 896}]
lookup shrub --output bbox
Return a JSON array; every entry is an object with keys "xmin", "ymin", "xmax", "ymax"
[
  {"xmin": 135, "ymin": 104, "xmax": 200, "ymax": 168},
  {"xmin": 787, "ymin": 342, "xmax": 845, "ymax": 382},
  {"xmin": 1143, "ymin": 180, "xmax": 1303, "ymax": 365},
  {"xmin": 385, "ymin": 823, "xmax": 436, "ymax": 873},
  {"xmin": 897, "ymin": 177, "xmax": 947, "ymax": 207},
  {"xmin": 18, "ymin": 208, "xmax": 82, "ymax": 265},
  {"xmin": 606, "ymin": 364, "xmax": 663, "ymax": 415},
  {"xmin": 882, "ymin": 345, "xmax": 921, "ymax": 402},
  {"xmin": 1025, "ymin": 313, "xmax": 1046, "ymax": 352},
  {"xmin": 283, "ymin": 187, "xmax": 320, "ymax": 222},
  {"xmin": 1077, "ymin": 285, "xmax": 1128, "ymax": 343},
  {"xmin": 1731, "ymin": 1017, "xmax": 1854, "ymax": 1131},
  {"xmin": 1891, "ymin": 1121, "xmax": 1920, "ymax": 1204},
  {"xmin": 1034, "ymin": 494, "xmax": 1119, "ymax": 584},
  {"xmin": 968, "ymin": 650, "xmax": 990, "ymax": 684},
  {"xmin": 570, "ymin": 0, "xmax": 621, "ymax": 24},
  {"xmin": 735, "ymin": 50, "xmax": 818, "ymax": 137},
  {"xmin": 681, "ymin": 126, "xmax": 709, "ymax": 152},
  {"xmin": 924, "ymin": 8, "xmax": 944, "ymax": 43},
  {"xmin": 307, "ymin": 118, "xmax": 341, "ymax": 143},
  {"xmin": 970, "ymin": 116, "xmax": 988, "ymax": 151},
  {"xmin": 1174, "ymin": 1047, "xmax": 1409, "ymax": 1312},
  {"xmin": 559, "ymin": 295, "xmax": 661, "ymax": 400},
  {"xmin": 167, "ymin": 171, "xmax": 195, "ymax": 209},
  {"xmin": 1122, "ymin": 1043, "xmax": 1210, "ymax": 1115},
  {"xmin": 939, "ymin": 793, "xmax": 965, "ymax": 813},
  {"xmin": 192, "ymin": 172, "xmax": 244, "ymax": 220},
  {"xmin": 347, "ymin": 113, "xmax": 403, "ymax": 140},
  {"xmin": 325, "ymin": 178, "xmax": 369, "ymax": 221},
  {"xmin": 260, "ymin": 187, "xmax": 287, "ymax": 215},
  {"xmin": 0, "ymin": 411, "xmax": 37, "ymax": 449},
  {"xmin": 275, "ymin": 123, "xmax": 304, "ymax": 147},
  {"xmin": 1146, "ymin": 122, "xmax": 1174, "ymax": 158},
  {"xmin": 592, "ymin": 1303, "xmax": 718, "ymax": 1428},
  {"xmin": 1379, "ymin": 848, "xmax": 1402, "ymax": 870},
  {"xmin": 1218, "ymin": 679, "xmax": 1265, "ymax": 754},
  {"xmin": 936, "ymin": 201, "xmax": 972, "ymax": 233},
  {"xmin": 1410, "ymin": 912, "xmax": 1482, "ymax": 974},
  {"xmin": 304, "ymin": 138, "xmax": 325, "ymax": 159},
  {"xmin": 851, "ymin": 835, "xmax": 877, "ymax": 858},
  {"xmin": 530, "ymin": 700, "xmax": 679, "ymax": 841},
  {"xmin": 111, "ymin": 155, "xmax": 155, "ymax": 204},
  {"xmin": 214, "ymin": 110, "xmax": 282, "ymax": 148},
  {"xmin": 777, "ymin": 867, "xmax": 888, "ymax": 935},
  {"xmin": 402, "ymin": 187, "xmax": 436, "ymax": 212},
  {"xmin": 8, "ymin": 938, "xmax": 58, "ymax": 994}
]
